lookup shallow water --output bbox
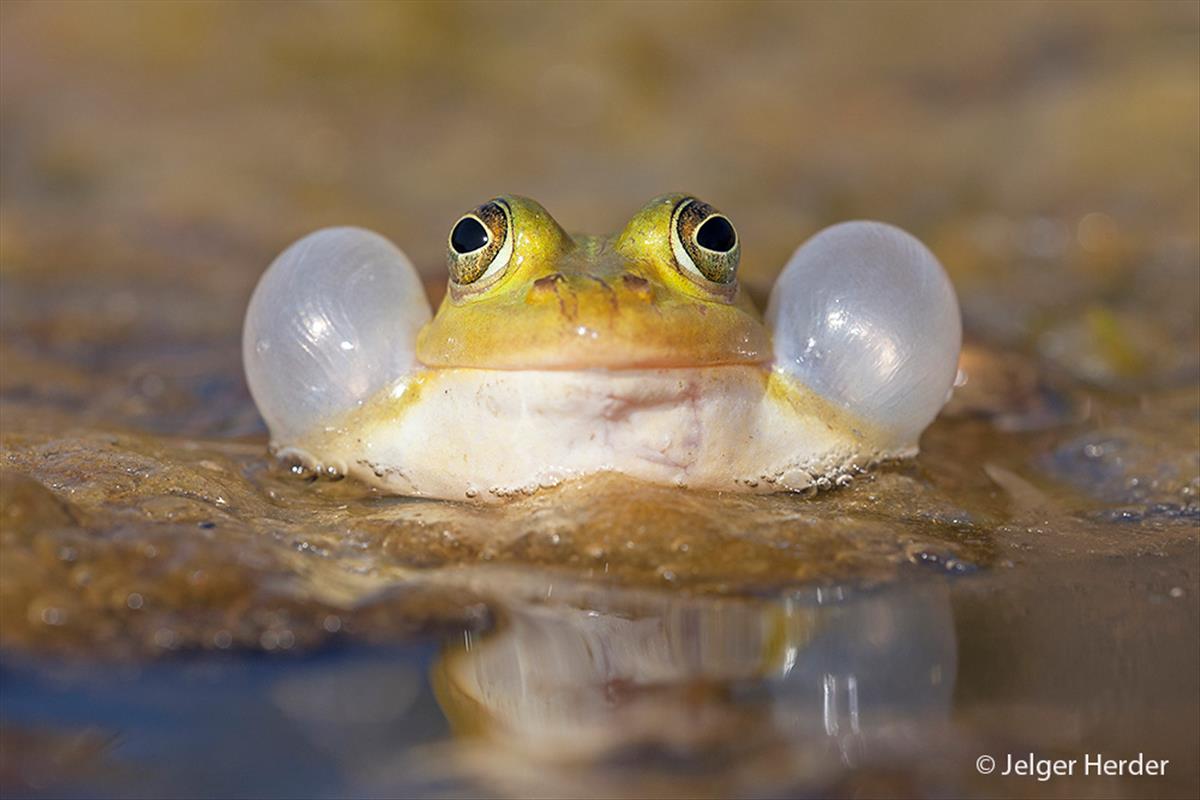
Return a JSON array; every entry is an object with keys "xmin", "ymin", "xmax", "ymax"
[{"xmin": 1, "ymin": 3, "xmax": 1198, "ymax": 798}]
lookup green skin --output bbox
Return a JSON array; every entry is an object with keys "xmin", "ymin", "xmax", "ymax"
[{"xmin": 416, "ymin": 194, "xmax": 772, "ymax": 371}]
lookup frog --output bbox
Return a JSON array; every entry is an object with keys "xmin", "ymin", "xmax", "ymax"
[{"xmin": 243, "ymin": 194, "xmax": 961, "ymax": 502}]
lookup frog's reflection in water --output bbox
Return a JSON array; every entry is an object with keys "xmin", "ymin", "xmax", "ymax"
[{"xmin": 432, "ymin": 581, "xmax": 956, "ymax": 795}]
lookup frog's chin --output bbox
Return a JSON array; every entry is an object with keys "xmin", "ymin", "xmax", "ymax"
[{"xmin": 276, "ymin": 365, "xmax": 907, "ymax": 503}]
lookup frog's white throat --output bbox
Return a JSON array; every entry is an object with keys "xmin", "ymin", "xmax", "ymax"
[{"xmin": 288, "ymin": 366, "xmax": 908, "ymax": 502}]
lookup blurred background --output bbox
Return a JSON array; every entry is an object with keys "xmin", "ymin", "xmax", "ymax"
[
  {"xmin": 1, "ymin": 0, "xmax": 1197, "ymax": 438},
  {"xmin": 1, "ymin": 2, "xmax": 1198, "ymax": 798}
]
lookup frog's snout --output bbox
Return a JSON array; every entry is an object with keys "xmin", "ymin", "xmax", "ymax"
[{"xmin": 525, "ymin": 270, "xmax": 655, "ymax": 320}]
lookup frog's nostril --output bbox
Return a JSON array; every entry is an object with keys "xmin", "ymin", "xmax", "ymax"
[
  {"xmin": 532, "ymin": 273, "xmax": 565, "ymax": 291},
  {"xmin": 621, "ymin": 273, "xmax": 653, "ymax": 300},
  {"xmin": 527, "ymin": 273, "xmax": 566, "ymax": 305}
]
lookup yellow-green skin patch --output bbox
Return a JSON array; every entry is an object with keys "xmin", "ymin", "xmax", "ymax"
[{"xmin": 418, "ymin": 195, "xmax": 770, "ymax": 370}]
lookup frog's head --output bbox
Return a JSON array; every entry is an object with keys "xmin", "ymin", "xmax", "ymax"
[{"xmin": 415, "ymin": 195, "xmax": 771, "ymax": 369}]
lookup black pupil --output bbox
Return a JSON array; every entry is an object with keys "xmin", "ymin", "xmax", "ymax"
[
  {"xmin": 696, "ymin": 216, "xmax": 736, "ymax": 252},
  {"xmin": 451, "ymin": 217, "xmax": 489, "ymax": 254}
]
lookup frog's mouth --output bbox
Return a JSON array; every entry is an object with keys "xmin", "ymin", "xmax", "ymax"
[
  {"xmin": 414, "ymin": 345, "xmax": 775, "ymax": 372},
  {"xmin": 415, "ymin": 275, "xmax": 774, "ymax": 371}
]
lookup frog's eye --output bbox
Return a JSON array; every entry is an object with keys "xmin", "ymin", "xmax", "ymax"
[
  {"xmin": 670, "ymin": 198, "xmax": 740, "ymax": 285},
  {"xmin": 447, "ymin": 200, "xmax": 513, "ymax": 286}
]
